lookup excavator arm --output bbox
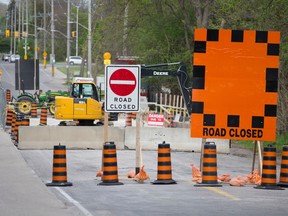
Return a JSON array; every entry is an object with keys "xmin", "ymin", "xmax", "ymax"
[{"xmin": 141, "ymin": 62, "xmax": 193, "ymax": 115}]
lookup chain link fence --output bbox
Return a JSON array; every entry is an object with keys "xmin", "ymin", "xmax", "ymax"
[{"xmin": 0, "ymin": 87, "xmax": 7, "ymax": 129}]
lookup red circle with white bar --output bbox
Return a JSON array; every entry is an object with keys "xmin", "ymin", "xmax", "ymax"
[{"xmin": 109, "ymin": 68, "xmax": 136, "ymax": 96}]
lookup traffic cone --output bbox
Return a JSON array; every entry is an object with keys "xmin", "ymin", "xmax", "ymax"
[
  {"xmin": 195, "ymin": 142, "xmax": 222, "ymax": 187},
  {"xmin": 10, "ymin": 111, "xmax": 17, "ymax": 139},
  {"xmin": 98, "ymin": 142, "xmax": 123, "ymax": 186},
  {"xmin": 14, "ymin": 113, "xmax": 23, "ymax": 143},
  {"xmin": 5, "ymin": 108, "xmax": 13, "ymax": 126},
  {"xmin": 30, "ymin": 103, "xmax": 38, "ymax": 118},
  {"xmin": 5, "ymin": 89, "xmax": 11, "ymax": 102},
  {"xmin": 167, "ymin": 114, "xmax": 174, "ymax": 127},
  {"xmin": 125, "ymin": 113, "xmax": 132, "ymax": 127},
  {"xmin": 255, "ymin": 145, "xmax": 283, "ymax": 190},
  {"xmin": 39, "ymin": 108, "xmax": 48, "ymax": 126},
  {"xmin": 152, "ymin": 141, "xmax": 176, "ymax": 184},
  {"xmin": 278, "ymin": 146, "xmax": 288, "ymax": 187},
  {"xmin": 46, "ymin": 144, "xmax": 72, "ymax": 187}
]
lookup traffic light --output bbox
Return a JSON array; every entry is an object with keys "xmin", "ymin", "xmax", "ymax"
[
  {"xmin": 71, "ymin": 31, "xmax": 75, "ymax": 38},
  {"xmin": 14, "ymin": 31, "xmax": 19, "ymax": 38},
  {"xmin": 5, "ymin": 29, "xmax": 10, "ymax": 37},
  {"xmin": 103, "ymin": 52, "xmax": 111, "ymax": 65}
]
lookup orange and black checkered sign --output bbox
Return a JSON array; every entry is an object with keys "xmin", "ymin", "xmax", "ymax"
[{"xmin": 190, "ymin": 29, "xmax": 280, "ymax": 141}]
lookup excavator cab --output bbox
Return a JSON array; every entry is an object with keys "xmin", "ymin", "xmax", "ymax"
[
  {"xmin": 55, "ymin": 78, "xmax": 103, "ymax": 125},
  {"xmin": 70, "ymin": 82, "xmax": 98, "ymax": 100}
]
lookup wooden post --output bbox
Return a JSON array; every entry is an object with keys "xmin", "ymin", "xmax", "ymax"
[
  {"xmin": 257, "ymin": 141, "xmax": 263, "ymax": 175},
  {"xmin": 160, "ymin": 93, "xmax": 163, "ymax": 114},
  {"xmin": 252, "ymin": 141, "xmax": 257, "ymax": 173},
  {"xmin": 104, "ymin": 112, "xmax": 109, "ymax": 142},
  {"xmin": 251, "ymin": 140, "xmax": 263, "ymax": 175},
  {"xmin": 135, "ymin": 112, "xmax": 141, "ymax": 174},
  {"xmin": 200, "ymin": 138, "xmax": 206, "ymax": 171}
]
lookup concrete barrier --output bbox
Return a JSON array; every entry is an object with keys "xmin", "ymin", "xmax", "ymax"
[
  {"xmin": 124, "ymin": 127, "xmax": 230, "ymax": 153},
  {"xmin": 18, "ymin": 126, "xmax": 125, "ymax": 150},
  {"xmin": 18, "ymin": 125, "xmax": 230, "ymax": 153}
]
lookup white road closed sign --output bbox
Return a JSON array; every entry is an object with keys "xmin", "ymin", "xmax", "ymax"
[{"xmin": 105, "ymin": 65, "xmax": 141, "ymax": 112}]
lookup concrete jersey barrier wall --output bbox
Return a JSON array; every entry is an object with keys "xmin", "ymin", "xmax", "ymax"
[{"xmin": 18, "ymin": 126, "xmax": 230, "ymax": 153}]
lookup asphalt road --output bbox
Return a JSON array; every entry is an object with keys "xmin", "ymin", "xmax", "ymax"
[
  {"xmin": 0, "ymin": 60, "xmax": 67, "ymax": 98},
  {"xmin": 21, "ymin": 148, "xmax": 288, "ymax": 216}
]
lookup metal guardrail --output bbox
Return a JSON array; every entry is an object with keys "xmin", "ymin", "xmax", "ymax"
[{"xmin": 0, "ymin": 87, "xmax": 7, "ymax": 129}]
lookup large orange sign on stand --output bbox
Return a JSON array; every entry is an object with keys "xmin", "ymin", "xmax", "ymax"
[{"xmin": 190, "ymin": 29, "xmax": 280, "ymax": 141}]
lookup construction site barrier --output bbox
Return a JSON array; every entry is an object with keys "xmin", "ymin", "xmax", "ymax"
[
  {"xmin": 195, "ymin": 142, "xmax": 222, "ymax": 187},
  {"xmin": 152, "ymin": 141, "xmax": 176, "ymax": 184},
  {"xmin": 98, "ymin": 142, "xmax": 123, "ymax": 186},
  {"xmin": 278, "ymin": 145, "xmax": 288, "ymax": 187},
  {"xmin": 46, "ymin": 144, "xmax": 72, "ymax": 187},
  {"xmin": 255, "ymin": 145, "xmax": 283, "ymax": 190}
]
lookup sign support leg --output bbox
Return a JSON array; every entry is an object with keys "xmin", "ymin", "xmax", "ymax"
[
  {"xmin": 135, "ymin": 112, "xmax": 141, "ymax": 174},
  {"xmin": 200, "ymin": 138, "xmax": 206, "ymax": 171}
]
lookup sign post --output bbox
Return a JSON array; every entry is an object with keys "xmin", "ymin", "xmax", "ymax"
[{"xmin": 105, "ymin": 64, "xmax": 141, "ymax": 174}]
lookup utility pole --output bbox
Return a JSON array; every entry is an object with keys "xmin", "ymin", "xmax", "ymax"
[
  {"xmin": 66, "ymin": 0, "xmax": 71, "ymax": 83},
  {"xmin": 21, "ymin": 0, "xmax": 24, "ymax": 38},
  {"xmin": 123, "ymin": 3, "xmax": 128, "ymax": 56},
  {"xmin": 76, "ymin": 6, "xmax": 79, "ymax": 56},
  {"xmin": 34, "ymin": 0, "xmax": 37, "ymax": 91},
  {"xmin": 10, "ymin": 9, "xmax": 13, "ymax": 54},
  {"xmin": 87, "ymin": 0, "xmax": 91, "ymax": 78},
  {"xmin": 43, "ymin": 0, "xmax": 46, "ymax": 69},
  {"xmin": 18, "ymin": 1, "xmax": 21, "ymax": 44},
  {"xmin": 13, "ymin": 3, "xmax": 16, "ymax": 54},
  {"xmin": 51, "ymin": 0, "xmax": 55, "ymax": 76},
  {"xmin": 24, "ymin": 0, "xmax": 28, "ymax": 60}
]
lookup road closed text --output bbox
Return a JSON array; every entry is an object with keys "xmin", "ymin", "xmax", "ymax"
[
  {"xmin": 108, "ymin": 97, "xmax": 136, "ymax": 110},
  {"xmin": 203, "ymin": 127, "xmax": 263, "ymax": 138}
]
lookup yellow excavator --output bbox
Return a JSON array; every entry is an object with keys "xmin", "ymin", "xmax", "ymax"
[{"xmin": 55, "ymin": 77, "xmax": 103, "ymax": 125}]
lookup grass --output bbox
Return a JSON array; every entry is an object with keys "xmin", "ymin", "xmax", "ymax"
[
  {"xmin": 56, "ymin": 66, "xmax": 82, "ymax": 75},
  {"xmin": 236, "ymin": 133, "xmax": 288, "ymax": 152}
]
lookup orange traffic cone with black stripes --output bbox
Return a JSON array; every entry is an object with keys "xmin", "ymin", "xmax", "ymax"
[
  {"xmin": 195, "ymin": 142, "xmax": 222, "ymax": 187},
  {"xmin": 46, "ymin": 144, "xmax": 72, "ymax": 187},
  {"xmin": 98, "ymin": 142, "xmax": 123, "ymax": 186},
  {"xmin": 278, "ymin": 146, "xmax": 288, "ymax": 187},
  {"xmin": 255, "ymin": 145, "xmax": 283, "ymax": 190},
  {"xmin": 152, "ymin": 141, "xmax": 176, "ymax": 184}
]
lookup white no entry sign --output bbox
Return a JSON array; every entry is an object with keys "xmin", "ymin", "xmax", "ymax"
[{"xmin": 105, "ymin": 65, "xmax": 141, "ymax": 112}]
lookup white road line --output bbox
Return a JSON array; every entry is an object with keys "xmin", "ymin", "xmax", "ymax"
[
  {"xmin": 110, "ymin": 80, "xmax": 135, "ymax": 85},
  {"xmin": 55, "ymin": 187, "xmax": 94, "ymax": 216}
]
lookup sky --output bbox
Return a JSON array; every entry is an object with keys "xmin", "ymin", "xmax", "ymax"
[{"xmin": 0, "ymin": 0, "xmax": 9, "ymax": 4}]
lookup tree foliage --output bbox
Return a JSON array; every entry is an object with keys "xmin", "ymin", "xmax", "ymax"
[{"xmin": 3, "ymin": 0, "xmax": 288, "ymax": 134}]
